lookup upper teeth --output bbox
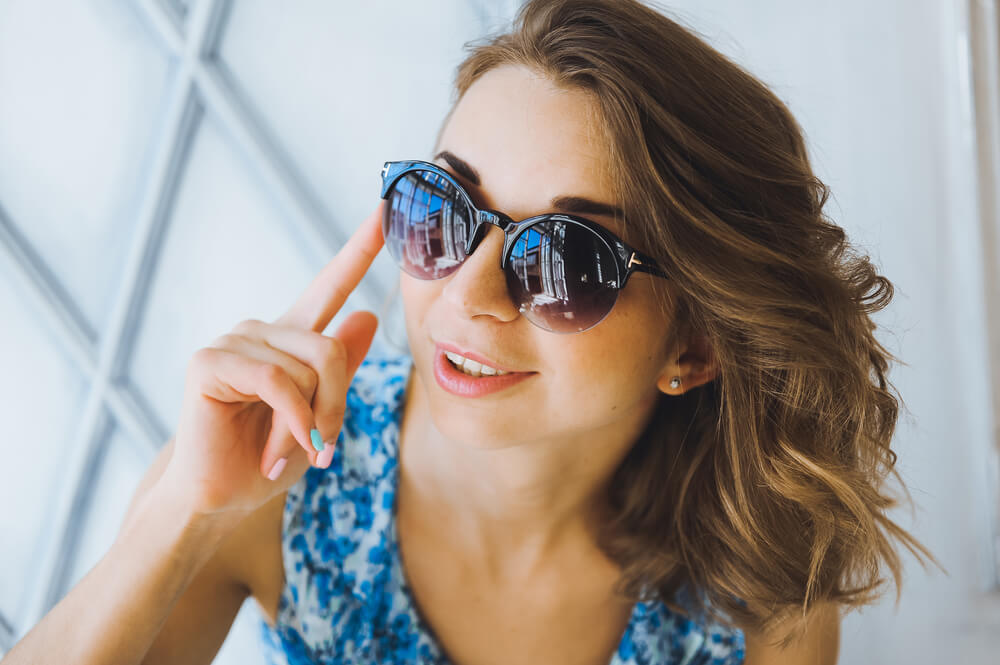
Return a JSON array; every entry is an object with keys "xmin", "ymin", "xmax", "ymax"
[{"xmin": 445, "ymin": 351, "xmax": 509, "ymax": 377}]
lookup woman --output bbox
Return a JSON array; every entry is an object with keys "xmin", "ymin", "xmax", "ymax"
[{"xmin": 4, "ymin": 0, "xmax": 931, "ymax": 663}]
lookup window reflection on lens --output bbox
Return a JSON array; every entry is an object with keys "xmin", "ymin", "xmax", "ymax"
[
  {"xmin": 507, "ymin": 220, "xmax": 619, "ymax": 333},
  {"xmin": 384, "ymin": 170, "xmax": 473, "ymax": 279}
]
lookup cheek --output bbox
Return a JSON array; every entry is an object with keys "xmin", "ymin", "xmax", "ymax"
[
  {"xmin": 558, "ymin": 305, "xmax": 670, "ymax": 398},
  {"xmin": 399, "ymin": 275, "xmax": 458, "ymax": 373},
  {"xmin": 540, "ymin": 333, "xmax": 656, "ymax": 402},
  {"xmin": 399, "ymin": 274, "xmax": 442, "ymax": 324}
]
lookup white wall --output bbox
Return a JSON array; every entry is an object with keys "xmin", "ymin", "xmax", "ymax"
[{"xmin": 1, "ymin": 0, "xmax": 996, "ymax": 662}]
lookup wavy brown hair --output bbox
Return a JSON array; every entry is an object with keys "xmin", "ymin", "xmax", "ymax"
[{"xmin": 444, "ymin": 0, "xmax": 935, "ymax": 641}]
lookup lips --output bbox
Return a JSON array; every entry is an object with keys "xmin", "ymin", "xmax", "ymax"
[
  {"xmin": 433, "ymin": 340, "xmax": 529, "ymax": 374},
  {"xmin": 431, "ymin": 341, "xmax": 535, "ymax": 398}
]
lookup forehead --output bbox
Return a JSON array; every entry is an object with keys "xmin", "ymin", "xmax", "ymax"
[{"xmin": 435, "ymin": 64, "xmax": 616, "ymax": 213}]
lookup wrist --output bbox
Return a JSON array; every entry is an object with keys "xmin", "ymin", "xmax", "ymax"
[{"xmin": 120, "ymin": 473, "xmax": 250, "ymax": 558}]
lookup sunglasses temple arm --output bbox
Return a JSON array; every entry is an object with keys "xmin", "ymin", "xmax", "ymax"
[
  {"xmin": 639, "ymin": 264, "xmax": 671, "ymax": 279},
  {"xmin": 625, "ymin": 250, "xmax": 671, "ymax": 280}
]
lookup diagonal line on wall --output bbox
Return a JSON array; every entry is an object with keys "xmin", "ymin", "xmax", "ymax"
[
  {"xmin": 40, "ymin": 411, "xmax": 115, "ymax": 615},
  {"xmin": 133, "ymin": 0, "xmax": 184, "ymax": 54},
  {"xmin": 20, "ymin": 8, "xmax": 214, "ymax": 626},
  {"xmin": 108, "ymin": 91, "xmax": 203, "ymax": 399},
  {"xmin": 20, "ymin": 82, "xmax": 202, "ymax": 629},
  {"xmin": 162, "ymin": 0, "xmax": 190, "ymax": 34},
  {"xmin": 0, "ymin": 203, "xmax": 98, "ymax": 366},
  {"xmin": 0, "ymin": 608, "xmax": 15, "ymax": 657},
  {"xmin": 137, "ymin": 0, "xmax": 389, "ymax": 311},
  {"xmin": 192, "ymin": 59, "xmax": 386, "ymax": 307}
]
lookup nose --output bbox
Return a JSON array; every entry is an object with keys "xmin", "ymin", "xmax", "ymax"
[{"xmin": 440, "ymin": 224, "xmax": 521, "ymax": 325}]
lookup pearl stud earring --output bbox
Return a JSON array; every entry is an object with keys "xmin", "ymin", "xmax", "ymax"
[{"xmin": 669, "ymin": 376, "xmax": 681, "ymax": 389}]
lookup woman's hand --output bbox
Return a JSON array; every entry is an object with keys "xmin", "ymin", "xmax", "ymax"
[{"xmin": 159, "ymin": 201, "xmax": 386, "ymax": 517}]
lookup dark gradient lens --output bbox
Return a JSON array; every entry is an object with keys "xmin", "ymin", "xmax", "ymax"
[
  {"xmin": 506, "ymin": 219, "xmax": 620, "ymax": 333},
  {"xmin": 382, "ymin": 169, "xmax": 474, "ymax": 280}
]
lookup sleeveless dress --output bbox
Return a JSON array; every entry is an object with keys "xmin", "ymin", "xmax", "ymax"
[{"xmin": 258, "ymin": 344, "xmax": 745, "ymax": 664}]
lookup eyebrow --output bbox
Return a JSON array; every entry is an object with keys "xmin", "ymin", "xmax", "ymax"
[{"xmin": 434, "ymin": 150, "xmax": 625, "ymax": 220}]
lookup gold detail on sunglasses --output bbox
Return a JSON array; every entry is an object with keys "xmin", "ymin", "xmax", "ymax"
[{"xmin": 627, "ymin": 253, "xmax": 644, "ymax": 269}]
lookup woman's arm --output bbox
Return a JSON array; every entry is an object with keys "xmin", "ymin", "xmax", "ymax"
[
  {"xmin": 743, "ymin": 603, "xmax": 841, "ymax": 665},
  {"xmin": 1, "ymin": 439, "xmax": 252, "ymax": 665},
  {"xmin": 3, "ymin": 207, "xmax": 382, "ymax": 664}
]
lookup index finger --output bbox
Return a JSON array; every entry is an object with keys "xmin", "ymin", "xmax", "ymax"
[{"xmin": 277, "ymin": 200, "xmax": 386, "ymax": 332}]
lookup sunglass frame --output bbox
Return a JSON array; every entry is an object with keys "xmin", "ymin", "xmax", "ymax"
[{"xmin": 379, "ymin": 159, "xmax": 670, "ymax": 290}]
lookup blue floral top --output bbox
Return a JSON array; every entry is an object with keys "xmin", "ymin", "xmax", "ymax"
[{"xmin": 259, "ymin": 344, "xmax": 745, "ymax": 664}]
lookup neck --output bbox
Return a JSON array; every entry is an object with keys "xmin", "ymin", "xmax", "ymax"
[{"xmin": 397, "ymin": 368, "xmax": 656, "ymax": 582}]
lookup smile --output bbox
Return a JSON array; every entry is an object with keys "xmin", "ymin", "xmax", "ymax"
[
  {"xmin": 443, "ymin": 351, "xmax": 510, "ymax": 377},
  {"xmin": 432, "ymin": 343, "xmax": 535, "ymax": 398}
]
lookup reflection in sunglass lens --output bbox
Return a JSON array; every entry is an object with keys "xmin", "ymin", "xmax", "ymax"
[
  {"xmin": 507, "ymin": 220, "xmax": 620, "ymax": 333},
  {"xmin": 382, "ymin": 170, "xmax": 474, "ymax": 279}
]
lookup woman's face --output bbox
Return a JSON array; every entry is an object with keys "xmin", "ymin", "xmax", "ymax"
[{"xmin": 400, "ymin": 64, "xmax": 678, "ymax": 448}]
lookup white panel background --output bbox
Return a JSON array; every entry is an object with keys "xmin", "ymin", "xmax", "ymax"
[{"xmin": 1, "ymin": 0, "xmax": 997, "ymax": 662}]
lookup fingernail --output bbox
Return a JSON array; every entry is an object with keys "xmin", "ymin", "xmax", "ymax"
[
  {"xmin": 316, "ymin": 443, "xmax": 334, "ymax": 468},
  {"xmin": 310, "ymin": 428, "xmax": 324, "ymax": 452},
  {"xmin": 266, "ymin": 457, "xmax": 288, "ymax": 481}
]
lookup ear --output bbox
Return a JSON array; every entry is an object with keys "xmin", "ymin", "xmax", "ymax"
[{"xmin": 656, "ymin": 333, "xmax": 719, "ymax": 395}]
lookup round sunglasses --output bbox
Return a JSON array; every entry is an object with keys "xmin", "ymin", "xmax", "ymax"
[{"xmin": 379, "ymin": 159, "xmax": 670, "ymax": 333}]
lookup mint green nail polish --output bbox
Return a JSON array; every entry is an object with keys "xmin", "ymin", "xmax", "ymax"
[{"xmin": 310, "ymin": 428, "xmax": 324, "ymax": 452}]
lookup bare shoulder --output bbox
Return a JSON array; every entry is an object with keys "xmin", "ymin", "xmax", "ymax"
[
  {"xmin": 743, "ymin": 603, "xmax": 841, "ymax": 665},
  {"xmin": 213, "ymin": 489, "xmax": 287, "ymax": 627}
]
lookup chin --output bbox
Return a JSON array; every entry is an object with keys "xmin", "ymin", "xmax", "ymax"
[{"xmin": 423, "ymin": 389, "xmax": 531, "ymax": 450}]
